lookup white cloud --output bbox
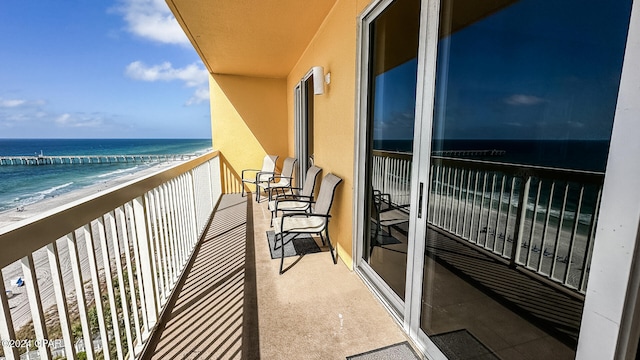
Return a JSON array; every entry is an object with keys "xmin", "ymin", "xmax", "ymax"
[
  {"xmin": 0, "ymin": 98, "xmax": 45, "ymax": 108},
  {"xmin": 0, "ymin": 99, "xmax": 26, "ymax": 108},
  {"xmin": 126, "ymin": 61, "xmax": 209, "ymax": 106},
  {"xmin": 55, "ymin": 113, "xmax": 106, "ymax": 128},
  {"xmin": 186, "ymin": 87, "xmax": 210, "ymax": 105},
  {"xmin": 114, "ymin": 0, "xmax": 189, "ymax": 45},
  {"xmin": 504, "ymin": 94, "xmax": 545, "ymax": 106}
]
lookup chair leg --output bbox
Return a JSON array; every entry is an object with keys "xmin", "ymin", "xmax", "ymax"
[
  {"xmin": 241, "ymin": 181, "xmax": 246, "ymax": 197},
  {"xmin": 325, "ymin": 229, "xmax": 337, "ymax": 265},
  {"xmin": 279, "ymin": 232, "xmax": 285, "ymax": 274},
  {"xmin": 255, "ymin": 184, "xmax": 260, "ymax": 202},
  {"xmin": 318, "ymin": 232, "xmax": 326, "ymax": 246}
]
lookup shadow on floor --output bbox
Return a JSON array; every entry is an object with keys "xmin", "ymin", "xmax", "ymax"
[
  {"xmin": 425, "ymin": 226, "xmax": 584, "ymax": 347},
  {"xmin": 143, "ymin": 194, "xmax": 259, "ymax": 359}
]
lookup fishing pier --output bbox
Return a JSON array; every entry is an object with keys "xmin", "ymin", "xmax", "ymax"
[{"xmin": 0, "ymin": 153, "xmax": 197, "ymax": 166}]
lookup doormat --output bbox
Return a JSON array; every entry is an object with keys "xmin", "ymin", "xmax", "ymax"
[
  {"xmin": 346, "ymin": 341, "xmax": 420, "ymax": 360},
  {"xmin": 430, "ymin": 329, "xmax": 499, "ymax": 360},
  {"xmin": 266, "ymin": 230, "xmax": 321, "ymax": 259}
]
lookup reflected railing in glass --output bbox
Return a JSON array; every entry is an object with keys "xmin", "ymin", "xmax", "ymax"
[{"xmin": 371, "ymin": 151, "xmax": 603, "ymax": 294}]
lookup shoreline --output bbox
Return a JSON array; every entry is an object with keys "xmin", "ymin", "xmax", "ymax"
[
  {"xmin": 0, "ymin": 160, "xmax": 181, "ymax": 330},
  {"xmin": 0, "ymin": 161, "xmax": 176, "ymax": 230}
]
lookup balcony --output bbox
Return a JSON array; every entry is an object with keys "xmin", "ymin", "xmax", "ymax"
[
  {"xmin": 369, "ymin": 150, "xmax": 602, "ymax": 357},
  {"xmin": 0, "ymin": 151, "xmax": 406, "ymax": 360}
]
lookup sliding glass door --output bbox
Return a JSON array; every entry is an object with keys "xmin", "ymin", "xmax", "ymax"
[
  {"xmin": 357, "ymin": 0, "xmax": 421, "ymax": 313},
  {"xmin": 357, "ymin": 0, "xmax": 636, "ymax": 358}
]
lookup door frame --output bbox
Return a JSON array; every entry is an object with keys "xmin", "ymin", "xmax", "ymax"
[
  {"xmin": 352, "ymin": 0, "xmax": 435, "ymax": 345},
  {"xmin": 354, "ymin": 0, "xmax": 640, "ymax": 358},
  {"xmin": 294, "ymin": 70, "xmax": 314, "ymax": 185}
]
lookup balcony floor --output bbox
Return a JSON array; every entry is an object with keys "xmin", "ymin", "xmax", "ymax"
[{"xmin": 144, "ymin": 194, "xmax": 408, "ymax": 359}]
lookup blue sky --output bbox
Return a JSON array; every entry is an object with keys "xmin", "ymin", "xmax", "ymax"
[
  {"xmin": 373, "ymin": 0, "xmax": 632, "ymax": 141},
  {"xmin": 0, "ymin": 0, "xmax": 210, "ymax": 139}
]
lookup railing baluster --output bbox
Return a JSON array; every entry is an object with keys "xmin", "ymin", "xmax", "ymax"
[
  {"xmin": 84, "ymin": 223, "xmax": 111, "ymax": 360},
  {"xmin": 539, "ymin": 182, "xmax": 556, "ymax": 274},
  {"xmin": 97, "ymin": 215, "xmax": 124, "ymax": 360},
  {"xmin": 511, "ymin": 176, "xmax": 531, "ymax": 266},
  {"xmin": 454, "ymin": 168, "xmax": 464, "ymax": 235},
  {"xmin": 154, "ymin": 187, "xmax": 170, "ymax": 300},
  {"xmin": 188, "ymin": 170, "xmax": 199, "ymax": 247},
  {"xmin": 133, "ymin": 196, "xmax": 159, "ymax": 336},
  {"xmin": 160, "ymin": 184, "xmax": 176, "ymax": 287},
  {"xmin": 493, "ymin": 175, "xmax": 506, "ymax": 254},
  {"xmin": 0, "ymin": 272, "xmax": 19, "ymax": 360},
  {"xmin": 462, "ymin": 169, "xmax": 472, "ymax": 239},
  {"xmin": 581, "ymin": 186, "xmax": 602, "ymax": 292},
  {"xmin": 484, "ymin": 173, "xmax": 496, "ymax": 249},
  {"xmin": 175, "ymin": 177, "xmax": 187, "ymax": 266},
  {"xmin": 20, "ymin": 254, "xmax": 52, "ymax": 360},
  {"xmin": 433, "ymin": 164, "xmax": 441, "ymax": 225},
  {"xmin": 46, "ymin": 241, "xmax": 76, "ymax": 360},
  {"xmin": 428, "ymin": 164, "xmax": 435, "ymax": 223},
  {"xmin": 144, "ymin": 192, "xmax": 163, "ymax": 311},
  {"xmin": 112, "ymin": 208, "xmax": 136, "ymax": 358},
  {"xmin": 525, "ymin": 179, "xmax": 542, "ymax": 268},
  {"xmin": 564, "ymin": 185, "xmax": 585, "ymax": 287},
  {"xmin": 67, "ymin": 231, "xmax": 96, "ymax": 359},
  {"xmin": 121, "ymin": 204, "xmax": 143, "ymax": 352},
  {"xmin": 476, "ymin": 172, "xmax": 488, "ymax": 245},
  {"xmin": 470, "ymin": 171, "xmax": 480, "ymax": 242},
  {"xmin": 551, "ymin": 183, "xmax": 570, "ymax": 279},
  {"xmin": 445, "ymin": 167, "xmax": 453, "ymax": 231},
  {"xmin": 502, "ymin": 177, "xmax": 516, "ymax": 257}
]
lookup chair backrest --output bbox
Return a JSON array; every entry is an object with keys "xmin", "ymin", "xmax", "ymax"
[
  {"xmin": 258, "ymin": 154, "xmax": 278, "ymax": 182},
  {"xmin": 261, "ymin": 154, "xmax": 278, "ymax": 172},
  {"xmin": 301, "ymin": 166, "xmax": 322, "ymax": 197},
  {"xmin": 279, "ymin": 157, "xmax": 297, "ymax": 184},
  {"xmin": 313, "ymin": 173, "xmax": 343, "ymax": 216}
]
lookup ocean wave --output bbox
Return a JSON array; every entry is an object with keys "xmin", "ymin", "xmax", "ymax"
[
  {"xmin": 13, "ymin": 182, "xmax": 75, "ymax": 207},
  {"xmin": 95, "ymin": 166, "xmax": 140, "ymax": 178}
]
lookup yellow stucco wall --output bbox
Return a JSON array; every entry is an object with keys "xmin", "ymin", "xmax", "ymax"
[
  {"xmin": 208, "ymin": 0, "xmax": 372, "ymax": 269},
  {"xmin": 210, "ymin": 74, "xmax": 289, "ymax": 192},
  {"xmin": 286, "ymin": 0, "xmax": 371, "ymax": 270}
]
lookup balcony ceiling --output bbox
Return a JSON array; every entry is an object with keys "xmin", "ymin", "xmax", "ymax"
[{"xmin": 166, "ymin": 0, "xmax": 338, "ymax": 78}]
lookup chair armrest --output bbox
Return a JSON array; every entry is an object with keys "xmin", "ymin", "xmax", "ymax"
[
  {"xmin": 256, "ymin": 171, "xmax": 277, "ymax": 182},
  {"xmin": 274, "ymin": 198, "xmax": 314, "ymax": 211},
  {"xmin": 241, "ymin": 168, "xmax": 262, "ymax": 179},
  {"xmin": 268, "ymin": 175, "xmax": 294, "ymax": 183}
]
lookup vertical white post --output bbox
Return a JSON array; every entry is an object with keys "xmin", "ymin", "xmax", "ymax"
[
  {"xmin": 68, "ymin": 232, "xmax": 95, "ymax": 359},
  {"xmin": 113, "ymin": 207, "xmax": 142, "ymax": 358},
  {"xmin": 112, "ymin": 208, "xmax": 136, "ymax": 358},
  {"xmin": 97, "ymin": 216, "xmax": 124, "ymax": 360},
  {"xmin": 83, "ymin": 224, "xmax": 110, "ymax": 360},
  {"xmin": 125, "ymin": 202, "xmax": 150, "ymax": 339},
  {"xmin": 21, "ymin": 254, "xmax": 52, "ymax": 360},
  {"xmin": 133, "ymin": 196, "xmax": 158, "ymax": 334},
  {"xmin": 119, "ymin": 205, "xmax": 143, "ymax": 353},
  {"xmin": 47, "ymin": 241, "xmax": 77, "ymax": 360},
  {"xmin": 0, "ymin": 272, "xmax": 19, "ymax": 360}
]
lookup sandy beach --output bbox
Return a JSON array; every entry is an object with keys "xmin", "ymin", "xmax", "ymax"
[{"xmin": 0, "ymin": 160, "xmax": 178, "ymax": 332}]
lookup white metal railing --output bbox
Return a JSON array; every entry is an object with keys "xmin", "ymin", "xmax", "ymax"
[
  {"xmin": 0, "ymin": 151, "xmax": 222, "ymax": 360},
  {"xmin": 371, "ymin": 150, "xmax": 412, "ymax": 206},
  {"xmin": 371, "ymin": 151, "xmax": 604, "ymax": 295}
]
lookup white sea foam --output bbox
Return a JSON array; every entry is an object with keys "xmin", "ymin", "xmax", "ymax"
[
  {"xmin": 16, "ymin": 182, "xmax": 75, "ymax": 206},
  {"xmin": 95, "ymin": 166, "xmax": 140, "ymax": 178}
]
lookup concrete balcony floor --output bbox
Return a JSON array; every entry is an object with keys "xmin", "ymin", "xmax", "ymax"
[{"xmin": 144, "ymin": 194, "xmax": 408, "ymax": 359}]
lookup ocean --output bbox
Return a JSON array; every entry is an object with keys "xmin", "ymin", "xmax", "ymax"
[
  {"xmin": 374, "ymin": 139, "xmax": 610, "ymax": 172},
  {"xmin": 0, "ymin": 139, "xmax": 212, "ymax": 212}
]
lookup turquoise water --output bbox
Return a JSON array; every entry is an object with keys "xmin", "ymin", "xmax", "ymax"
[{"xmin": 0, "ymin": 139, "xmax": 212, "ymax": 212}]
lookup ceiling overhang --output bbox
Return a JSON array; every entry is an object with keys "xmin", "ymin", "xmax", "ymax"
[{"xmin": 166, "ymin": 0, "xmax": 338, "ymax": 78}]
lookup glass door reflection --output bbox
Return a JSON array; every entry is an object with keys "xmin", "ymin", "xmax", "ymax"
[{"xmin": 362, "ymin": 0, "xmax": 420, "ymax": 301}]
